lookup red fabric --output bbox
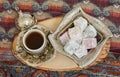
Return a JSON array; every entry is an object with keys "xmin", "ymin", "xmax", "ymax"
[
  {"xmin": 18, "ymin": 4, "xmax": 33, "ymax": 12},
  {"xmin": 109, "ymin": 12, "xmax": 120, "ymax": 26},
  {"xmin": 92, "ymin": 0, "xmax": 110, "ymax": 8}
]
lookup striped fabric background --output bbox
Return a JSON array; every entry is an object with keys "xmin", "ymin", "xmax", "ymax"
[{"xmin": 0, "ymin": 0, "xmax": 120, "ymax": 77}]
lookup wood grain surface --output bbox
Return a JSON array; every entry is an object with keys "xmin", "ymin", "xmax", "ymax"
[{"xmin": 12, "ymin": 17, "xmax": 110, "ymax": 71}]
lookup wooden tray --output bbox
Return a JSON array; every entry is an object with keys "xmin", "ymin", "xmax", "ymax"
[{"xmin": 12, "ymin": 17, "xmax": 110, "ymax": 71}]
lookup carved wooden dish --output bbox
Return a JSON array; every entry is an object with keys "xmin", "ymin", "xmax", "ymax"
[{"xmin": 12, "ymin": 16, "xmax": 111, "ymax": 71}]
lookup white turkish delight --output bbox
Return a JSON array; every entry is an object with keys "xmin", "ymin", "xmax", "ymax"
[
  {"xmin": 64, "ymin": 40, "xmax": 80, "ymax": 55},
  {"xmin": 83, "ymin": 24, "xmax": 97, "ymax": 38},
  {"xmin": 73, "ymin": 17, "xmax": 88, "ymax": 32},
  {"xmin": 68, "ymin": 26, "xmax": 82, "ymax": 43},
  {"xmin": 82, "ymin": 38, "xmax": 97, "ymax": 49},
  {"xmin": 59, "ymin": 32, "xmax": 70, "ymax": 45},
  {"xmin": 74, "ymin": 45, "xmax": 88, "ymax": 58}
]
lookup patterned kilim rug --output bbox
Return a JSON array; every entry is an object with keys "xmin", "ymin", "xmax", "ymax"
[{"xmin": 0, "ymin": 0, "xmax": 120, "ymax": 77}]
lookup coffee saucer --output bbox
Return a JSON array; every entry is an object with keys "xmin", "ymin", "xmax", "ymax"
[{"xmin": 12, "ymin": 26, "xmax": 55, "ymax": 67}]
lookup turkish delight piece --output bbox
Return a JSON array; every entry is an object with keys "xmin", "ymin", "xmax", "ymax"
[
  {"xmin": 64, "ymin": 40, "xmax": 80, "ymax": 55},
  {"xmin": 83, "ymin": 24, "xmax": 97, "ymax": 38},
  {"xmin": 73, "ymin": 17, "xmax": 88, "ymax": 32},
  {"xmin": 74, "ymin": 45, "xmax": 88, "ymax": 58},
  {"xmin": 82, "ymin": 38, "xmax": 97, "ymax": 49},
  {"xmin": 68, "ymin": 26, "xmax": 82, "ymax": 43},
  {"xmin": 59, "ymin": 32, "xmax": 70, "ymax": 45}
]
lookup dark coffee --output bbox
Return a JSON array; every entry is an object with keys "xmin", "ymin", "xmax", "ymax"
[{"xmin": 25, "ymin": 32, "xmax": 44, "ymax": 49}]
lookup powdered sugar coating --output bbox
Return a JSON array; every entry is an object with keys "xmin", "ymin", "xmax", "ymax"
[
  {"xmin": 83, "ymin": 24, "xmax": 97, "ymax": 38},
  {"xmin": 64, "ymin": 40, "xmax": 80, "ymax": 55},
  {"xmin": 74, "ymin": 17, "xmax": 88, "ymax": 32}
]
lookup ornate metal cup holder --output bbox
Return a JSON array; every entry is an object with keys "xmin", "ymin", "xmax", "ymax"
[
  {"xmin": 13, "ymin": 25, "xmax": 55, "ymax": 67},
  {"xmin": 12, "ymin": 9, "xmax": 55, "ymax": 67}
]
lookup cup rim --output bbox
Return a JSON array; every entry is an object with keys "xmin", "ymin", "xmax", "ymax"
[{"xmin": 22, "ymin": 29, "xmax": 47, "ymax": 54}]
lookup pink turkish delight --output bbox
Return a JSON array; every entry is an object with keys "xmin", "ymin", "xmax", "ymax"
[
  {"xmin": 59, "ymin": 32, "xmax": 70, "ymax": 45},
  {"xmin": 82, "ymin": 38, "xmax": 97, "ymax": 49}
]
